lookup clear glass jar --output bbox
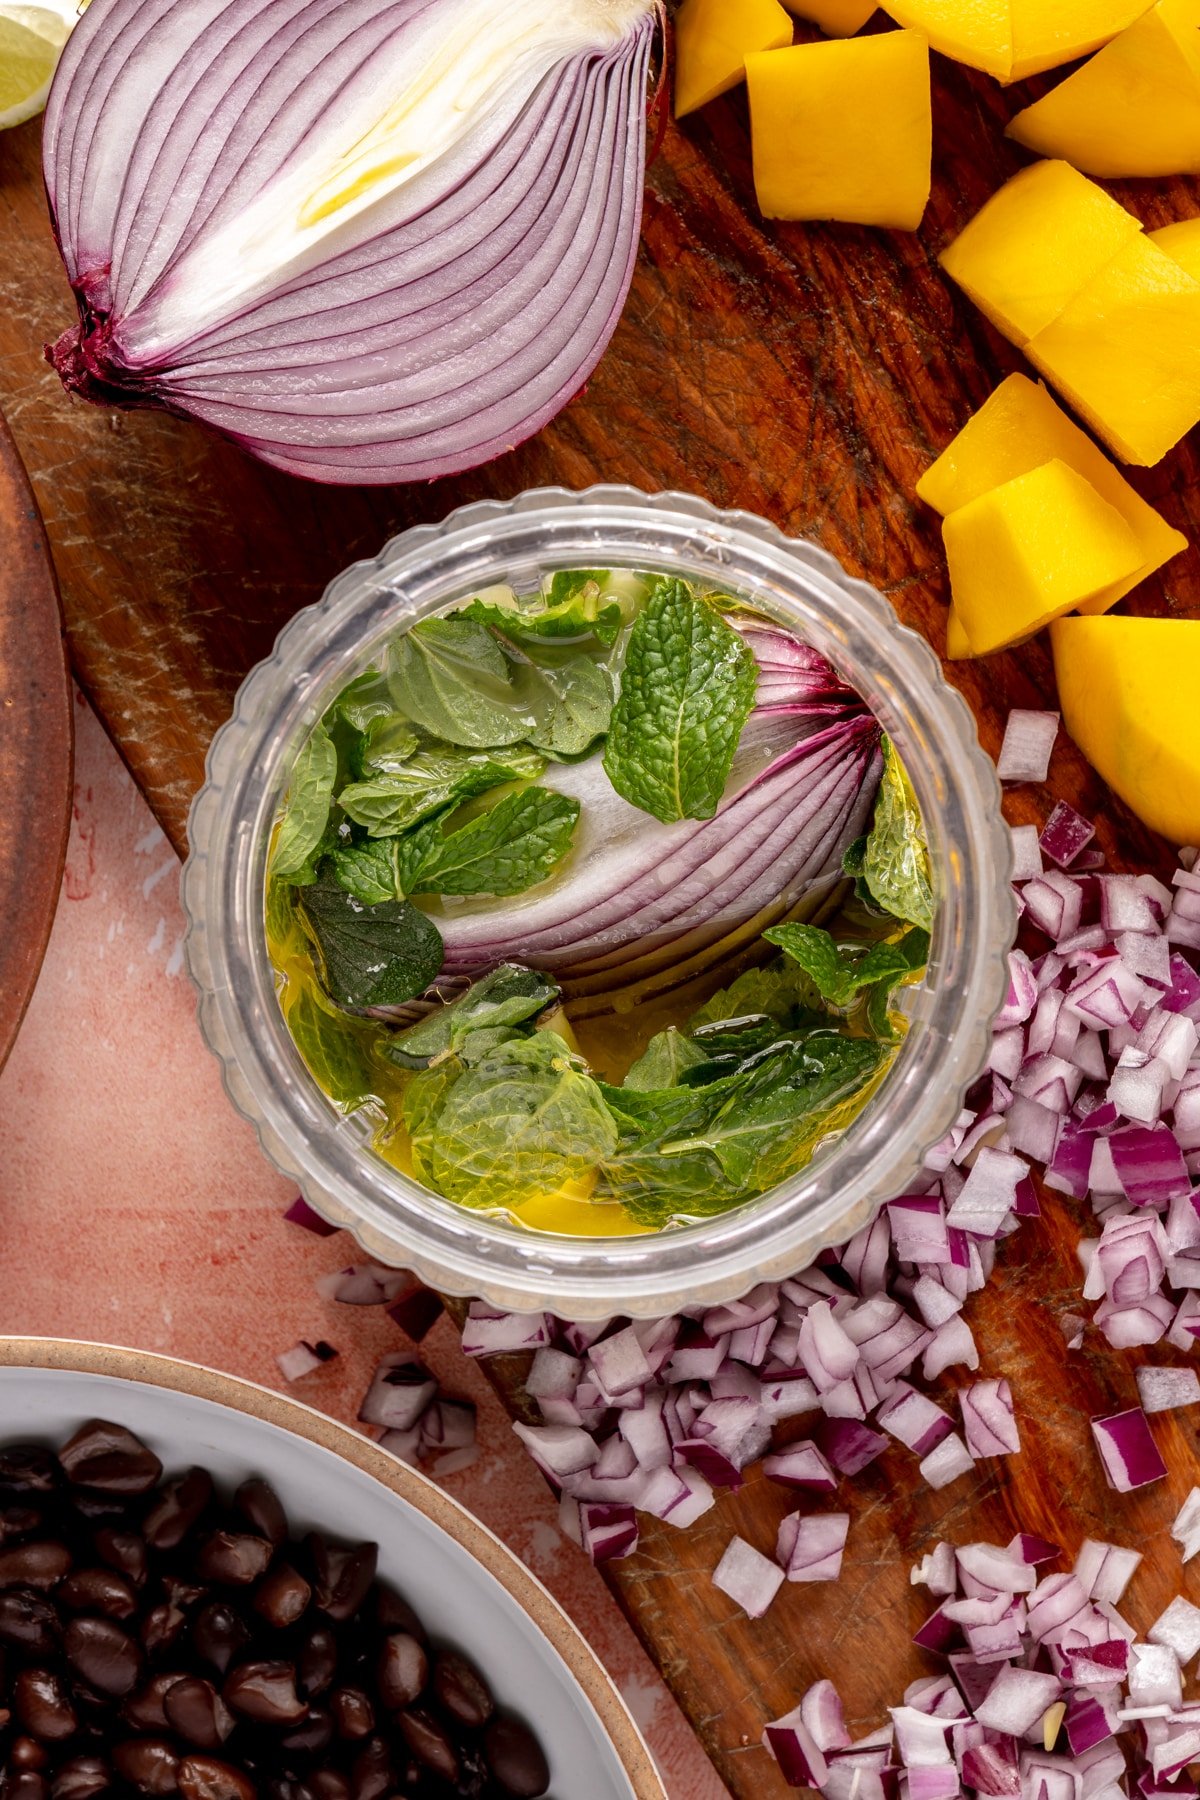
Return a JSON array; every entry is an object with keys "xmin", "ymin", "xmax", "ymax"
[{"xmin": 183, "ymin": 486, "xmax": 1015, "ymax": 1319}]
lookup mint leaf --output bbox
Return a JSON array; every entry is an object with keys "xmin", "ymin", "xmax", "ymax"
[
  {"xmin": 464, "ymin": 580, "xmax": 623, "ymax": 648},
  {"xmin": 328, "ymin": 819, "xmax": 443, "ymax": 906},
  {"xmin": 358, "ymin": 715, "xmax": 420, "ymax": 776},
  {"xmin": 520, "ymin": 657, "xmax": 614, "ymax": 759},
  {"xmin": 382, "ymin": 965, "xmax": 560, "ymax": 1070},
  {"xmin": 410, "ymin": 1032, "xmax": 619, "ymax": 1213},
  {"xmin": 547, "ymin": 569, "xmax": 610, "ymax": 605},
  {"xmin": 603, "ymin": 579, "xmax": 758, "ymax": 822},
  {"xmin": 408, "ymin": 788, "xmax": 580, "ymax": 898},
  {"xmin": 386, "ymin": 617, "xmax": 537, "ymax": 748},
  {"xmin": 284, "ymin": 981, "xmax": 377, "ymax": 1111},
  {"xmin": 623, "ymin": 1027, "xmax": 711, "ymax": 1091},
  {"xmin": 338, "ymin": 743, "xmax": 544, "ymax": 837},
  {"xmin": 688, "ymin": 958, "xmax": 826, "ymax": 1031},
  {"xmin": 863, "ymin": 739, "xmax": 935, "ymax": 932},
  {"xmin": 764, "ymin": 922, "xmax": 930, "ymax": 1010},
  {"xmin": 272, "ymin": 723, "xmax": 337, "ymax": 880},
  {"xmin": 298, "ymin": 878, "xmax": 443, "ymax": 1010},
  {"xmin": 324, "ymin": 671, "xmax": 393, "ymax": 733}
]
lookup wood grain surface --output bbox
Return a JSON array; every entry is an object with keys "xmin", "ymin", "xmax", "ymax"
[
  {"xmin": 0, "ymin": 410, "xmax": 71, "ymax": 1073},
  {"xmin": 3, "ymin": 27, "xmax": 1200, "ymax": 1796}
]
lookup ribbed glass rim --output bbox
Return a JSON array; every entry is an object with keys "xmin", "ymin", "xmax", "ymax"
[{"xmin": 183, "ymin": 486, "xmax": 1016, "ymax": 1318}]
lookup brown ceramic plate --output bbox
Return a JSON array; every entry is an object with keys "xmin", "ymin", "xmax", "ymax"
[{"xmin": 0, "ymin": 406, "xmax": 72, "ymax": 1071}]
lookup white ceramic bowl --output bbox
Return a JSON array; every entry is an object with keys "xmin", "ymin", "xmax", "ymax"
[{"xmin": 0, "ymin": 1338, "xmax": 664, "ymax": 1800}]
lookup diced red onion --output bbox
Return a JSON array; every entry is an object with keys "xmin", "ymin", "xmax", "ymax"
[
  {"xmin": 763, "ymin": 1706, "xmax": 831, "ymax": 1789},
  {"xmin": 1091, "ymin": 1408, "xmax": 1167, "ymax": 1493},
  {"xmin": 1074, "ymin": 1539, "xmax": 1142, "ymax": 1605},
  {"xmin": 358, "ymin": 1353, "xmax": 437, "ymax": 1431},
  {"xmin": 713, "ymin": 1535, "xmax": 785, "ymax": 1619},
  {"xmin": 776, "ymin": 1512, "xmax": 850, "ymax": 1583},
  {"xmin": 579, "ymin": 1501, "xmax": 639, "ymax": 1564},
  {"xmin": 802, "ymin": 1680, "xmax": 852, "ymax": 1754},
  {"xmin": 1041, "ymin": 803, "xmax": 1097, "ymax": 870},
  {"xmin": 1149, "ymin": 1595, "xmax": 1200, "ymax": 1664},
  {"xmin": 462, "ymin": 1303, "xmax": 551, "ymax": 1356},
  {"xmin": 920, "ymin": 1433, "xmax": 975, "ymax": 1490},
  {"xmin": 763, "ymin": 1441, "xmax": 838, "ymax": 1491},
  {"xmin": 1135, "ymin": 1364, "xmax": 1200, "ymax": 1413},
  {"xmin": 1173, "ymin": 1489, "xmax": 1200, "ymax": 1563},
  {"xmin": 315, "ymin": 1264, "xmax": 416, "ymax": 1305},
  {"xmin": 1010, "ymin": 825, "xmax": 1044, "ymax": 883},
  {"xmin": 277, "ymin": 1340, "xmax": 328, "ymax": 1382},
  {"xmin": 973, "ymin": 1667, "xmax": 1062, "ymax": 1735},
  {"xmin": 998, "ymin": 711, "xmax": 1059, "ymax": 784},
  {"xmin": 284, "ymin": 1196, "xmax": 338, "ymax": 1237}
]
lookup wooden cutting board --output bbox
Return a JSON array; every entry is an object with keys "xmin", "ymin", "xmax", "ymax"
[
  {"xmin": 0, "ymin": 411, "xmax": 72, "ymax": 1072},
  {"xmin": 3, "ymin": 30, "xmax": 1200, "ymax": 1796}
]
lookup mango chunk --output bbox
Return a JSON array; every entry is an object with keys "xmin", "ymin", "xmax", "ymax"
[
  {"xmin": 784, "ymin": 0, "xmax": 878, "ymax": 32},
  {"xmin": 946, "ymin": 607, "xmax": 972, "ymax": 660},
  {"xmin": 942, "ymin": 460, "xmax": 1143, "ymax": 655},
  {"xmin": 880, "ymin": 0, "xmax": 1011, "ymax": 78},
  {"xmin": 1026, "ymin": 234, "xmax": 1200, "ymax": 464},
  {"xmin": 1052, "ymin": 617, "xmax": 1200, "ymax": 844},
  {"xmin": 1009, "ymin": 0, "xmax": 1157, "ymax": 79},
  {"xmin": 917, "ymin": 374, "xmax": 1187, "ymax": 609},
  {"xmin": 939, "ymin": 161, "xmax": 1142, "ymax": 345},
  {"xmin": 675, "ymin": 0, "xmax": 794, "ymax": 117},
  {"xmin": 1150, "ymin": 216, "xmax": 1200, "ymax": 281},
  {"xmin": 745, "ymin": 33, "xmax": 931, "ymax": 227},
  {"xmin": 1008, "ymin": 0, "xmax": 1200, "ymax": 176}
]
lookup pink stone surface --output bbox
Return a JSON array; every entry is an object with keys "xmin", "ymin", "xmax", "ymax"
[{"xmin": 0, "ymin": 692, "xmax": 729, "ymax": 1800}]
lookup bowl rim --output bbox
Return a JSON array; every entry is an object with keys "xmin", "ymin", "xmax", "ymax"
[{"xmin": 0, "ymin": 1334, "xmax": 666, "ymax": 1800}]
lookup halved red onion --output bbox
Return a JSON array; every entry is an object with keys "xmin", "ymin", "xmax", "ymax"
[{"xmin": 43, "ymin": 0, "xmax": 660, "ymax": 485}]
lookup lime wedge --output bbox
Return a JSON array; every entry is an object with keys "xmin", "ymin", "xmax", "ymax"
[{"xmin": 0, "ymin": 6, "xmax": 71, "ymax": 131}]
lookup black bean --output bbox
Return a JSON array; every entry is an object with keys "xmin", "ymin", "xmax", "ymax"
[
  {"xmin": 0, "ymin": 1590, "xmax": 59, "ymax": 1655},
  {"xmin": 190, "ymin": 1606, "xmax": 251, "ymax": 1677},
  {"xmin": 253, "ymin": 1564, "xmax": 309, "ymax": 1630},
  {"xmin": 307, "ymin": 1538, "xmax": 376, "ymax": 1623},
  {"xmin": 161, "ymin": 1579, "xmax": 206, "ymax": 1613},
  {"xmin": 280, "ymin": 1708, "xmax": 332, "ymax": 1756},
  {"xmin": 397, "ymin": 1709, "xmax": 458, "ymax": 1785},
  {"xmin": 0, "ymin": 1542, "xmax": 71, "ymax": 1589},
  {"xmin": 0, "ymin": 1507, "xmax": 44, "ymax": 1544},
  {"xmin": 222, "ymin": 1662, "xmax": 306, "ymax": 1725},
  {"xmin": 176, "ymin": 1759, "xmax": 255, "ymax": 1800},
  {"xmin": 10, "ymin": 1738, "xmax": 49, "ymax": 1771},
  {"xmin": 483, "ymin": 1716, "xmax": 550, "ymax": 1798},
  {"xmin": 59, "ymin": 1568, "xmax": 137, "ymax": 1621},
  {"xmin": 233, "ymin": 1481, "xmax": 287, "ymax": 1548},
  {"xmin": 14, "ymin": 1667, "xmax": 77, "ymax": 1741},
  {"xmin": 376, "ymin": 1634, "xmax": 427, "ymax": 1712},
  {"xmin": 197, "ymin": 1535, "xmax": 273, "ymax": 1587},
  {"xmin": 124, "ymin": 1673, "xmax": 190, "ymax": 1734},
  {"xmin": 305, "ymin": 1774, "xmax": 348, "ymax": 1800},
  {"xmin": 142, "ymin": 1472, "xmax": 213, "ymax": 1553},
  {"xmin": 64, "ymin": 1617, "xmax": 142, "ymax": 1697},
  {"xmin": 0, "ymin": 1448, "xmax": 59, "ymax": 1495},
  {"xmin": 59, "ymin": 1425, "xmax": 162, "ymax": 1497},
  {"xmin": 348, "ymin": 1737, "xmax": 392, "ymax": 1800},
  {"xmin": 140, "ymin": 1605, "xmax": 185, "ymax": 1658},
  {"xmin": 329, "ymin": 1688, "xmax": 373, "ymax": 1740},
  {"xmin": 431, "ymin": 1649, "xmax": 493, "ymax": 1729},
  {"xmin": 6, "ymin": 1772, "xmax": 49, "ymax": 1800},
  {"xmin": 50, "ymin": 1759, "xmax": 109, "ymax": 1800},
  {"xmin": 92, "ymin": 1531, "xmax": 146, "ymax": 1587},
  {"xmin": 163, "ymin": 1677, "xmax": 234, "ymax": 1751},
  {"xmin": 296, "ymin": 1628, "xmax": 337, "ymax": 1699},
  {"xmin": 111, "ymin": 1740, "xmax": 179, "ymax": 1796}
]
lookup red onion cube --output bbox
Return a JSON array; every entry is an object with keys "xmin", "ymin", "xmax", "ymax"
[
  {"xmin": 641, "ymin": 1464, "xmax": 715, "ymax": 1528},
  {"xmin": 511, "ymin": 1421, "xmax": 600, "ymax": 1479},
  {"xmin": 799, "ymin": 1300, "xmax": 861, "ymax": 1392},
  {"xmin": 923, "ymin": 1316, "xmax": 980, "ymax": 1380},
  {"xmin": 587, "ymin": 1325, "xmax": 654, "ymax": 1399},
  {"xmin": 1174, "ymin": 1490, "xmax": 1200, "ymax": 1563},
  {"xmin": 961, "ymin": 1741, "xmax": 1020, "ymax": 1796},
  {"xmin": 1110, "ymin": 1124, "xmax": 1191, "ymax": 1206},
  {"xmin": 1040, "ymin": 802, "xmax": 1097, "ymax": 870},
  {"xmin": 998, "ymin": 710, "xmax": 1059, "ymax": 783},
  {"xmin": 277, "ymin": 1341, "xmax": 325, "ymax": 1383},
  {"xmin": 284, "ymin": 1196, "xmax": 338, "ymax": 1237},
  {"xmin": 1163, "ymin": 954, "xmax": 1200, "ymax": 1016},
  {"xmin": 889, "ymin": 1705, "xmax": 953, "ymax": 1767},
  {"xmin": 815, "ymin": 1416, "xmax": 889, "ymax": 1475},
  {"xmin": 888, "ymin": 1196, "xmax": 953, "ymax": 1264},
  {"xmin": 525, "ymin": 1347, "xmax": 582, "ymax": 1400},
  {"xmin": 1010, "ymin": 825, "xmax": 1044, "ymax": 883},
  {"xmin": 462, "ymin": 1305, "xmax": 551, "ymax": 1356},
  {"xmin": 1073, "ymin": 1538, "xmax": 1142, "ymax": 1604},
  {"xmin": 919, "ymin": 1433, "xmax": 975, "ymax": 1491},
  {"xmin": 945, "ymin": 1148, "xmax": 1027, "ymax": 1237},
  {"xmin": 1149, "ymin": 1596, "xmax": 1200, "ymax": 1664},
  {"xmin": 762, "ymin": 1441, "xmax": 838, "ymax": 1491},
  {"xmin": 578, "ymin": 1502, "xmax": 639, "ymax": 1564},
  {"xmin": 912, "ymin": 1541, "xmax": 957, "ymax": 1595},
  {"xmin": 800, "ymin": 1679, "xmax": 852, "ymax": 1753},
  {"xmin": 959, "ymin": 1380, "xmax": 1020, "ymax": 1457},
  {"xmin": 1024, "ymin": 875, "xmax": 1084, "ymax": 943},
  {"xmin": 877, "ymin": 1383, "xmax": 954, "ymax": 1456},
  {"xmin": 713, "ymin": 1535, "xmax": 785, "ymax": 1618},
  {"xmin": 777, "ymin": 1511, "xmax": 850, "ymax": 1582},
  {"xmin": 358, "ymin": 1353, "xmax": 437, "ymax": 1431},
  {"xmin": 1066, "ymin": 1640, "xmax": 1129, "ymax": 1686},
  {"xmin": 1129, "ymin": 1643, "xmax": 1183, "ymax": 1711},
  {"xmin": 973, "ymin": 1666, "xmax": 1062, "ymax": 1735},
  {"xmin": 1136, "ymin": 1365, "xmax": 1200, "ymax": 1414},
  {"xmin": 1064, "ymin": 1692, "xmax": 1116, "ymax": 1754},
  {"xmin": 763, "ymin": 1707, "xmax": 830, "ymax": 1789},
  {"xmin": 1091, "ymin": 1408, "xmax": 1167, "ymax": 1492}
]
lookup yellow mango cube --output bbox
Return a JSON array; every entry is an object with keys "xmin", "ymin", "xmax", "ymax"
[
  {"xmin": 1026, "ymin": 234, "xmax": 1200, "ymax": 464},
  {"xmin": 942, "ymin": 460, "xmax": 1143, "ymax": 655},
  {"xmin": 881, "ymin": 0, "xmax": 1012, "ymax": 78},
  {"xmin": 1052, "ymin": 617, "xmax": 1200, "ymax": 843},
  {"xmin": 1009, "ymin": 0, "xmax": 1156, "ymax": 79},
  {"xmin": 784, "ymin": 0, "xmax": 878, "ymax": 32},
  {"xmin": 939, "ymin": 162, "xmax": 1142, "ymax": 345},
  {"xmin": 745, "ymin": 33, "xmax": 932, "ymax": 227},
  {"xmin": 946, "ymin": 608, "xmax": 972, "ymax": 660},
  {"xmin": 675, "ymin": 0, "xmax": 794, "ymax": 117},
  {"xmin": 917, "ymin": 374, "xmax": 1186, "ymax": 609},
  {"xmin": 1008, "ymin": 0, "xmax": 1200, "ymax": 176},
  {"xmin": 1149, "ymin": 215, "xmax": 1200, "ymax": 281}
]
